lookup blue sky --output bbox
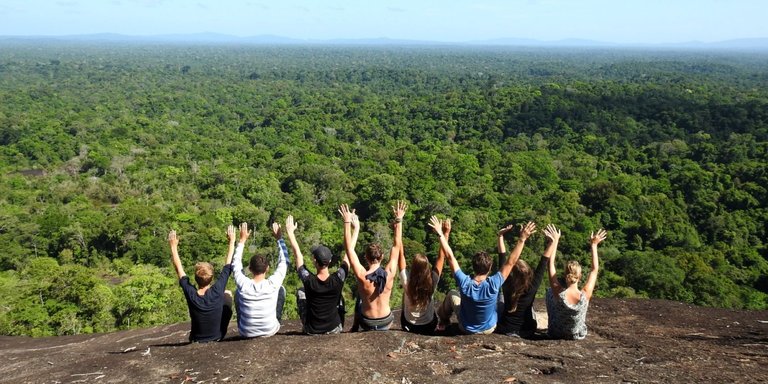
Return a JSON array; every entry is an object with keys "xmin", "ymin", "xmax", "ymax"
[{"xmin": 0, "ymin": 0, "xmax": 766, "ymax": 43}]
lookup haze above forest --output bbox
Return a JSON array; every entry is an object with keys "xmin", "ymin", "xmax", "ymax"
[{"xmin": 2, "ymin": 34, "xmax": 768, "ymax": 51}]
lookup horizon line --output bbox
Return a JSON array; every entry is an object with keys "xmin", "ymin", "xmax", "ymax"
[{"xmin": 1, "ymin": 33, "xmax": 768, "ymax": 48}]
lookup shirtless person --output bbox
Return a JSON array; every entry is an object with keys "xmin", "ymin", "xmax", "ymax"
[{"xmin": 339, "ymin": 203, "xmax": 401, "ymax": 331}]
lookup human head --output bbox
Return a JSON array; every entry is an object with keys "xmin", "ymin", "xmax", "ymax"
[
  {"xmin": 564, "ymin": 260, "xmax": 582, "ymax": 286},
  {"xmin": 364, "ymin": 243, "xmax": 383, "ymax": 264},
  {"xmin": 472, "ymin": 251, "xmax": 493, "ymax": 275},
  {"xmin": 249, "ymin": 255, "xmax": 269, "ymax": 275},
  {"xmin": 504, "ymin": 259, "xmax": 533, "ymax": 312},
  {"xmin": 511, "ymin": 259, "xmax": 532, "ymax": 286},
  {"xmin": 311, "ymin": 245, "xmax": 333, "ymax": 268},
  {"xmin": 407, "ymin": 254, "xmax": 434, "ymax": 308},
  {"xmin": 194, "ymin": 262, "xmax": 214, "ymax": 287}
]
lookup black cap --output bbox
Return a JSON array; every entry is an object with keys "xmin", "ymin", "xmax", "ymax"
[{"xmin": 311, "ymin": 245, "xmax": 333, "ymax": 266}]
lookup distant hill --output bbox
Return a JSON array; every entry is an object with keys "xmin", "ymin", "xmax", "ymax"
[{"xmin": 1, "ymin": 34, "xmax": 767, "ymax": 50}]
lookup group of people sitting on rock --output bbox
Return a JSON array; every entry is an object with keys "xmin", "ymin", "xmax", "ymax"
[{"xmin": 168, "ymin": 201, "xmax": 607, "ymax": 342}]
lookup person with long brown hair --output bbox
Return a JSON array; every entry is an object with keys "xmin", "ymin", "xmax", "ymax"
[
  {"xmin": 396, "ymin": 201, "xmax": 447, "ymax": 334},
  {"xmin": 545, "ymin": 225, "xmax": 607, "ymax": 340},
  {"xmin": 495, "ymin": 223, "xmax": 555, "ymax": 338}
]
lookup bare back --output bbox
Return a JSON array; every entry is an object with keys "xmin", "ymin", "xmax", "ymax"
[
  {"xmin": 356, "ymin": 264, "xmax": 396, "ymax": 318},
  {"xmin": 565, "ymin": 285, "xmax": 582, "ymax": 305}
]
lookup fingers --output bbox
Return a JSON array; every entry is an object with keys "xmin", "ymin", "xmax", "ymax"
[
  {"xmin": 442, "ymin": 218, "xmax": 452, "ymax": 234},
  {"xmin": 168, "ymin": 230, "xmax": 177, "ymax": 241},
  {"xmin": 498, "ymin": 224, "xmax": 514, "ymax": 235},
  {"xmin": 338, "ymin": 204, "xmax": 353, "ymax": 220},
  {"xmin": 593, "ymin": 228, "xmax": 608, "ymax": 243},
  {"xmin": 428, "ymin": 215, "xmax": 442, "ymax": 232},
  {"xmin": 542, "ymin": 224, "xmax": 560, "ymax": 240},
  {"xmin": 392, "ymin": 200, "xmax": 407, "ymax": 217}
]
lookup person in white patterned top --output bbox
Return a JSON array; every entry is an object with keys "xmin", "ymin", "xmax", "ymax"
[{"xmin": 545, "ymin": 225, "xmax": 607, "ymax": 340}]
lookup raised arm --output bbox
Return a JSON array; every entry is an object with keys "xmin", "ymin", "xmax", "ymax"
[
  {"xmin": 232, "ymin": 222, "xmax": 252, "ymax": 286},
  {"xmin": 398, "ymin": 235, "xmax": 406, "ymax": 272},
  {"xmin": 499, "ymin": 222, "xmax": 536, "ymax": 280},
  {"xmin": 285, "ymin": 215, "xmax": 304, "ymax": 271},
  {"xmin": 269, "ymin": 221, "xmax": 289, "ymax": 284},
  {"xmin": 342, "ymin": 212, "xmax": 359, "ymax": 269},
  {"xmin": 387, "ymin": 201, "xmax": 406, "ymax": 275},
  {"xmin": 582, "ymin": 229, "xmax": 607, "ymax": 300},
  {"xmin": 433, "ymin": 219, "xmax": 449, "ymax": 277},
  {"xmin": 429, "ymin": 216, "xmax": 459, "ymax": 274},
  {"xmin": 544, "ymin": 224, "xmax": 563, "ymax": 295},
  {"xmin": 225, "ymin": 225, "xmax": 236, "ymax": 265},
  {"xmin": 496, "ymin": 223, "xmax": 514, "ymax": 270},
  {"xmin": 168, "ymin": 230, "xmax": 186, "ymax": 279},
  {"xmin": 340, "ymin": 204, "xmax": 366, "ymax": 280}
]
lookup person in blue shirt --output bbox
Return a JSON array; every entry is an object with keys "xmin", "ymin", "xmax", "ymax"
[{"xmin": 431, "ymin": 217, "xmax": 536, "ymax": 334}]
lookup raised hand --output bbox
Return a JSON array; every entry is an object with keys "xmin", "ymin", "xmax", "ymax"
[
  {"xmin": 227, "ymin": 225, "xmax": 236, "ymax": 243},
  {"xmin": 285, "ymin": 215, "xmax": 298, "ymax": 236},
  {"xmin": 497, "ymin": 223, "xmax": 515, "ymax": 236},
  {"xmin": 239, "ymin": 222, "xmax": 251, "ymax": 243},
  {"xmin": 442, "ymin": 218, "xmax": 452, "ymax": 236},
  {"xmin": 428, "ymin": 216, "xmax": 444, "ymax": 235},
  {"xmin": 338, "ymin": 204, "xmax": 355, "ymax": 223},
  {"xmin": 351, "ymin": 211, "xmax": 360, "ymax": 231},
  {"xmin": 271, "ymin": 222, "xmax": 282, "ymax": 239},
  {"xmin": 393, "ymin": 200, "xmax": 407, "ymax": 220},
  {"xmin": 519, "ymin": 221, "xmax": 537, "ymax": 241},
  {"xmin": 543, "ymin": 224, "xmax": 561, "ymax": 242},
  {"xmin": 168, "ymin": 230, "xmax": 179, "ymax": 248},
  {"xmin": 590, "ymin": 228, "xmax": 607, "ymax": 245}
]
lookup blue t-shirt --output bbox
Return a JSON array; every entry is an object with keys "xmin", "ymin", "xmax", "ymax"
[{"xmin": 455, "ymin": 269, "xmax": 503, "ymax": 333}]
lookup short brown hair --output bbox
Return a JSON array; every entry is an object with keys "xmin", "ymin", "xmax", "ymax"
[
  {"xmin": 365, "ymin": 244, "xmax": 383, "ymax": 264},
  {"xmin": 249, "ymin": 255, "xmax": 269, "ymax": 275},
  {"xmin": 472, "ymin": 251, "xmax": 493, "ymax": 275},
  {"xmin": 194, "ymin": 262, "xmax": 214, "ymax": 287}
]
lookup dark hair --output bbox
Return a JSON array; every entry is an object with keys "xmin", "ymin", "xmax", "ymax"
[
  {"xmin": 472, "ymin": 251, "xmax": 493, "ymax": 275},
  {"xmin": 503, "ymin": 259, "xmax": 533, "ymax": 313},
  {"xmin": 249, "ymin": 255, "xmax": 269, "ymax": 275},
  {"xmin": 365, "ymin": 243, "xmax": 383, "ymax": 263},
  {"xmin": 406, "ymin": 254, "xmax": 434, "ymax": 309}
]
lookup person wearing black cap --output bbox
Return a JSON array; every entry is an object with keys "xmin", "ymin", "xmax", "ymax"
[{"xmin": 285, "ymin": 214, "xmax": 356, "ymax": 334}]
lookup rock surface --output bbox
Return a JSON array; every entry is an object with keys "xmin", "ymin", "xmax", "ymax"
[{"xmin": 1, "ymin": 298, "xmax": 766, "ymax": 383}]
